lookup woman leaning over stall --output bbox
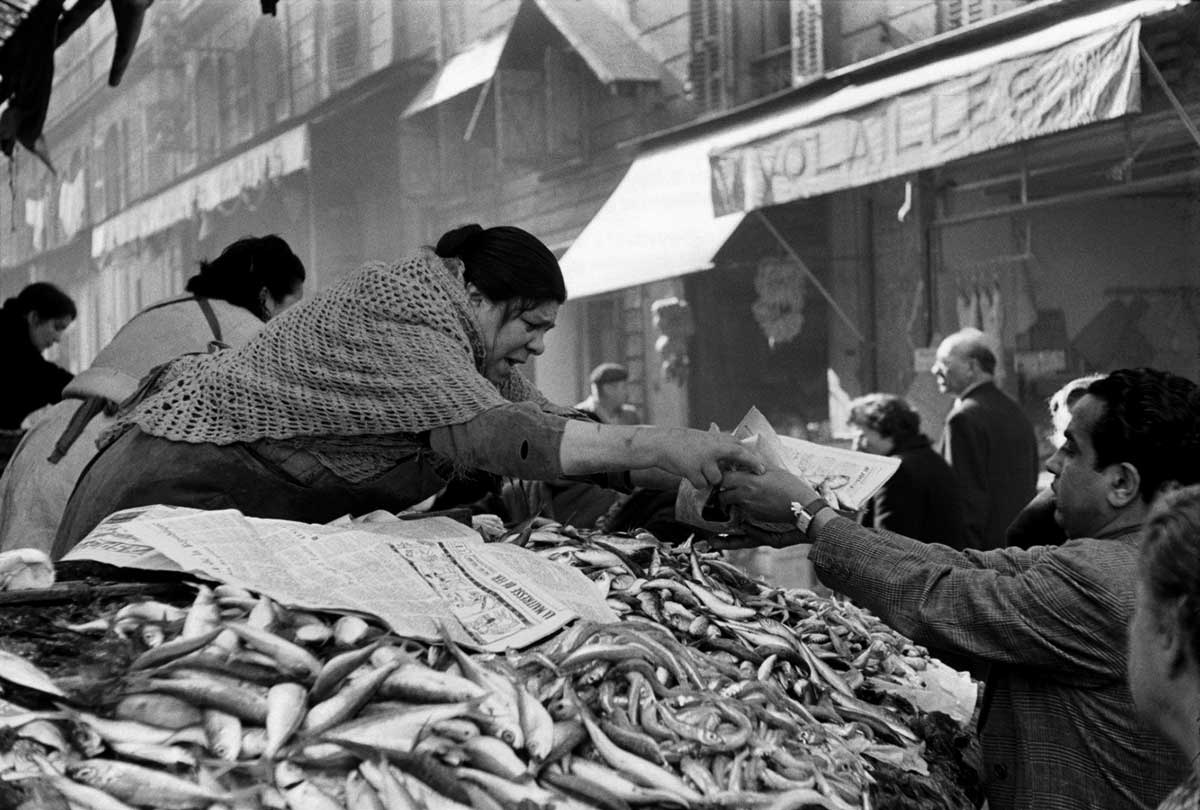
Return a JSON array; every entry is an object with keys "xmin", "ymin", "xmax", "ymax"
[
  {"xmin": 1128, "ymin": 484, "xmax": 1200, "ymax": 809},
  {"xmin": 53, "ymin": 224, "xmax": 762, "ymax": 556},
  {"xmin": 0, "ymin": 235, "xmax": 306, "ymax": 554}
]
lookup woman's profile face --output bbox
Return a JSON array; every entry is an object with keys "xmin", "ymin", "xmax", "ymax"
[
  {"xmin": 1127, "ymin": 579, "xmax": 1174, "ymax": 739},
  {"xmin": 28, "ymin": 313, "xmax": 73, "ymax": 351},
  {"xmin": 473, "ymin": 297, "xmax": 559, "ymax": 384}
]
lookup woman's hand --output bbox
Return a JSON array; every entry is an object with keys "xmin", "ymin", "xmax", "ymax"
[
  {"xmin": 653, "ymin": 428, "xmax": 766, "ymax": 489},
  {"xmin": 559, "ymin": 422, "xmax": 763, "ymax": 489},
  {"xmin": 720, "ymin": 467, "xmax": 818, "ymax": 523}
]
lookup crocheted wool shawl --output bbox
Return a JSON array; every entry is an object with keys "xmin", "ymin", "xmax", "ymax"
[{"xmin": 110, "ymin": 249, "xmax": 552, "ymax": 479}]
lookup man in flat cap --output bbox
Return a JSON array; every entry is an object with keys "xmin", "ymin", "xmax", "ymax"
[{"xmin": 576, "ymin": 362, "xmax": 641, "ymax": 425}]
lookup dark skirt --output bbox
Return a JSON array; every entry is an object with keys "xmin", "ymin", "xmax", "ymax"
[{"xmin": 53, "ymin": 427, "xmax": 449, "ymax": 559}]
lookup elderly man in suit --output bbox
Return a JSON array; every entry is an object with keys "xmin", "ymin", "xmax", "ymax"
[{"xmin": 931, "ymin": 327, "xmax": 1038, "ymax": 550}]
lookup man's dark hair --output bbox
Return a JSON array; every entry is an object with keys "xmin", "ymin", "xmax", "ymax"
[
  {"xmin": 1086, "ymin": 368, "xmax": 1200, "ymax": 502},
  {"xmin": 848, "ymin": 393, "xmax": 921, "ymax": 442}
]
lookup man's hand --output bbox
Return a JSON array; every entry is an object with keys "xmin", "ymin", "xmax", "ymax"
[{"xmin": 720, "ymin": 467, "xmax": 818, "ymax": 523}]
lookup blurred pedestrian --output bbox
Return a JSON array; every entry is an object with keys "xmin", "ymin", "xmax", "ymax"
[
  {"xmin": 0, "ymin": 282, "xmax": 76, "ymax": 430},
  {"xmin": 576, "ymin": 362, "xmax": 641, "ymax": 425},
  {"xmin": 1128, "ymin": 485, "xmax": 1200, "ymax": 809},
  {"xmin": 0, "ymin": 235, "xmax": 306, "ymax": 554},
  {"xmin": 932, "ymin": 327, "xmax": 1038, "ymax": 549},
  {"xmin": 848, "ymin": 392, "xmax": 967, "ymax": 546}
]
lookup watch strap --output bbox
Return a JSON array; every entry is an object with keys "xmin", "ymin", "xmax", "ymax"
[{"xmin": 790, "ymin": 496, "xmax": 831, "ymax": 536}]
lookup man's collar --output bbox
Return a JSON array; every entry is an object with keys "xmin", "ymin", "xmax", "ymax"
[{"xmin": 956, "ymin": 378, "xmax": 993, "ymax": 402}]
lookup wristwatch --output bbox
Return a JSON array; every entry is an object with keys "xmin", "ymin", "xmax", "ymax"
[{"xmin": 790, "ymin": 496, "xmax": 833, "ymax": 538}]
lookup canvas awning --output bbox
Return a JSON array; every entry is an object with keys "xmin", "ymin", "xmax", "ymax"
[
  {"xmin": 92, "ymin": 124, "xmax": 309, "ymax": 257},
  {"xmin": 559, "ymin": 135, "xmax": 749, "ymax": 300},
  {"xmin": 709, "ymin": 0, "xmax": 1185, "ymax": 215},
  {"xmin": 401, "ymin": 0, "xmax": 659, "ymax": 120},
  {"xmin": 562, "ymin": 0, "xmax": 1184, "ymax": 298},
  {"xmin": 531, "ymin": 0, "xmax": 661, "ymax": 84},
  {"xmin": 401, "ymin": 30, "xmax": 511, "ymax": 118}
]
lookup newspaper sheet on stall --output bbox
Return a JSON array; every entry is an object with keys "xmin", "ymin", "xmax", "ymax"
[
  {"xmin": 678, "ymin": 406, "xmax": 901, "ymax": 532},
  {"xmin": 63, "ymin": 506, "xmax": 615, "ymax": 651}
]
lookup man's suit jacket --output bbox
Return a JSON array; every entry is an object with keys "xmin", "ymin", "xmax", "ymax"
[{"xmin": 940, "ymin": 380, "xmax": 1039, "ymax": 550}]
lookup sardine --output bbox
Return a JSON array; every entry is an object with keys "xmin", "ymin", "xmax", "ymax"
[{"xmin": 66, "ymin": 758, "xmax": 236, "ymax": 809}]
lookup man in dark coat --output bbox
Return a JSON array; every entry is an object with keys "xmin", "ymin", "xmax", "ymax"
[
  {"xmin": 932, "ymin": 327, "xmax": 1038, "ymax": 550},
  {"xmin": 848, "ymin": 393, "xmax": 967, "ymax": 547}
]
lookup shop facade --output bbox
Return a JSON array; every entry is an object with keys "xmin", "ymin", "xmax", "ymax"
[{"xmin": 554, "ymin": 0, "xmax": 1199, "ymax": 450}]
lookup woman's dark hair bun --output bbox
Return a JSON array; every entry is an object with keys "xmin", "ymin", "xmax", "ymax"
[{"xmin": 435, "ymin": 223, "xmax": 484, "ymax": 258}]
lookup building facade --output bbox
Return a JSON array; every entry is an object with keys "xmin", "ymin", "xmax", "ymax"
[{"xmin": 2, "ymin": 0, "xmax": 1197, "ymax": 458}]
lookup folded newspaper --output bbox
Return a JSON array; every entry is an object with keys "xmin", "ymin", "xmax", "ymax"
[
  {"xmin": 63, "ymin": 505, "xmax": 616, "ymax": 652},
  {"xmin": 677, "ymin": 406, "xmax": 901, "ymax": 533}
]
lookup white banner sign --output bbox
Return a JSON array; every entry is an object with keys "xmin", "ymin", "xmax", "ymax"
[{"xmin": 710, "ymin": 18, "xmax": 1143, "ymax": 215}]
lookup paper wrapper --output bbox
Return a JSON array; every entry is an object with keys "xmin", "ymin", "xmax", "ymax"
[{"xmin": 676, "ymin": 406, "xmax": 901, "ymax": 533}]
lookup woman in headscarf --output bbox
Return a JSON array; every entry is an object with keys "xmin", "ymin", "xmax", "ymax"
[
  {"xmin": 53, "ymin": 224, "xmax": 761, "ymax": 557},
  {"xmin": 0, "ymin": 281, "xmax": 76, "ymax": 431},
  {"xmin": 0, "ymin": 235, "xmax": 306, "ymax": 554}
]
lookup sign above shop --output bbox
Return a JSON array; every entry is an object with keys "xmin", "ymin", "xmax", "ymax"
[{"xmin": 709, "ymin": 2, "xmax": 1173, "ymax": 215}]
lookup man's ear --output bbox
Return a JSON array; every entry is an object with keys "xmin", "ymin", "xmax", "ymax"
[{"xmin": 1107, "ymin": 461, "xmax": 1142, "ymax": 509}]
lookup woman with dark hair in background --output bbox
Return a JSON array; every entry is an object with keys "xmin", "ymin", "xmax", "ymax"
[
  {"xmin": 0, "ymin": 234, "xmax": 306, "ymax": 554},
  {"xmin": 847, "ymin": 392, "xmax": 966, "ymax": 546},
  {"xmin": 53, "ymin": 224, "xmax": 761, "ymax": 557},
  {"xmin": 0, "ymin": 281, "xmax": 77, "ymax": 431}
]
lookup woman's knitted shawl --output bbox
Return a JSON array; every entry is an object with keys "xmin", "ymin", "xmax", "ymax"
[{"xmin": 109, "ymin": 249, "xmax": 553, "ymax": 480}]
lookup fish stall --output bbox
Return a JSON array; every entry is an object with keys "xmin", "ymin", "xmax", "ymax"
[{"xmin": 0, "ymin": 507, "xmax": 981, "ymax": 810}]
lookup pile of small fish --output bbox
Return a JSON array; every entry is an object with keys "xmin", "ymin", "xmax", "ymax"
[{"xmin": 0, "ymin": 522, "xmax": 976, "ymax": 810}]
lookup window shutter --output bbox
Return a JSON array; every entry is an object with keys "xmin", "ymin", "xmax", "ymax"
[
  {"xmin": 790, "ymin": 0, "xmax": 823, "ymax": 85},
  {"xmin": 940, "ymin": 0, "xmax": 1018, "ymax": 32},
  {"xmin": 329, "ymin": 3, "xmax": 362, "ymax": 89},
  {"xmin": 688, "ymin": 0, "xmax": 725, "ymax": 111}
]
